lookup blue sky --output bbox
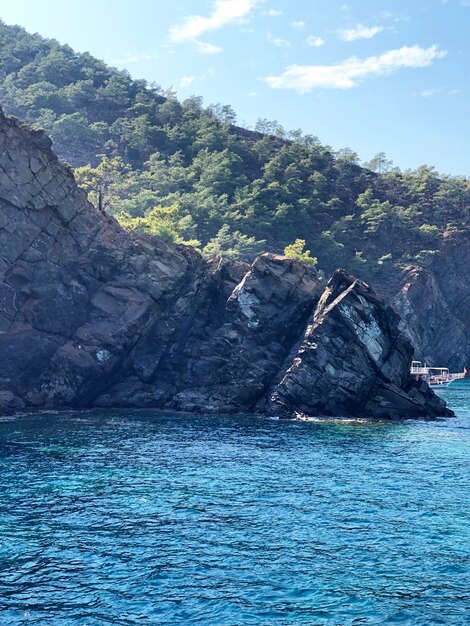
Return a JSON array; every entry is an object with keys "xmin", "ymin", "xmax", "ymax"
[{"xmin": 0, "ymin": 0, "xmax": 469, "ymax": 174}]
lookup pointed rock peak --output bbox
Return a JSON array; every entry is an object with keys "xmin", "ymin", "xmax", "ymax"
[{"xmin": 266, "ymin": 266, "xmax": 453, "ymax": 420}]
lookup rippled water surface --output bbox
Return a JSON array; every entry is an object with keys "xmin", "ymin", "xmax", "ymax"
[{"xmin": 1, "ymin": 387, "xmax": 469, "ymax": 625}]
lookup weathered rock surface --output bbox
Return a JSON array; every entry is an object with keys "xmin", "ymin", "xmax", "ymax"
[
  {"xmin": 393, "ymin": 263, "xmax": 470, "ymax": 372},
  {"xmin": 265, "ymin": 271, "xmax": 450, "ymax": 419},
  {"xmin": 0, "ymin": 108, "xmax": 452, "ymax": 419}
]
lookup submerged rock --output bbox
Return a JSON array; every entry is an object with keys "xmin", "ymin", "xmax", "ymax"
[{"xmin": 0, "ymin": 108, "xmax": 453, "ymax": 419}]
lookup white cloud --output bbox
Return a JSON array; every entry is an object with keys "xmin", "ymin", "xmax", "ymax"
[
  {"xmin": 195, "ymin": 41, "xmax": 223, "ymax": 54},
  {"xmin": 418, "ymin": 87, "xmax": 460, "ymax": 97},
  {"xmin": 111, "ymin": 52, "xmax": 158, "ymax": 65},
  {"xmin": 263, "ymin": 45, "xmax": 446, "ymax": 93},
  {"xmin": 306, "ymin": 35, "xmax": 325, "ymax": 47},
  {"xmin": 338, "ymin": 24, "xmax": 384, "ymax": 42},
  {"xmin": 292, "ymin": 20, "xmax": 306, "ymax": 29},
  {"xmin": 169, "ymin": 0, "xmax": 259, "ymax": 43},
  {"xmin": 267, "ymin": 33, "xmax": 290, "ymax": 47},
  {"xmin": 377, "ymin": 11, "xmax": 408, "ymax": 23},
  {"xmin": 262, "ymin": 9, "xmax": 283, "ymax": 16},
  {"xmin": 420, "ymin": 88, "xmax": 438, "ymax": 97},
  {"xmin": 179, "ymin": 76, "xmax": 195, "ymax": 88},
  {"xmin": 178, "ymin": 70, "xmax": 215, "ymax": 89}
]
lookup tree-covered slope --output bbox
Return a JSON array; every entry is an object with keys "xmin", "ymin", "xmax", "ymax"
[{"xmin": 0, "ymin": 19, "xmax": 468, "ymax": 283}]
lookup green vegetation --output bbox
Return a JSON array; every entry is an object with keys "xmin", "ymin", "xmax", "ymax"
[
  {"xmin": 116, "ymin": 205, "xmax": 200, "ymax": 248},
  {"xmin": 283, "ymin": 240, "xmax": 317, "ymax": 266},
  {"xmin": 1, "ymin": 20, "xmax": 468, "ymax": 275}
]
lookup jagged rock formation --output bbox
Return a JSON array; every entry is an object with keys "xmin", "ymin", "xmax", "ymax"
[
  {"xmin": 0, "ymin": 109, "xmax": 452, "ymax": 418},
  {"xmin": 265, "ymin": 271, "xmax": 448, "ymax": 419}
]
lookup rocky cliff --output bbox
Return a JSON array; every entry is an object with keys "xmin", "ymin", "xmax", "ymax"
[
  {"xmin": 0, "ymin": 109, "xmax": 451, "ymax": 418},
  {"xmin": 387, "ymin": 230, "xmax": 470, "ymax": 372}
]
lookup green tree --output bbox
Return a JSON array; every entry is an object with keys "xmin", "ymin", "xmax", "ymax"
[
  {"xmin": 364, "ymin": 152, "xmax": 393, "ymax": 174},
  {"xmin": 357, "ymin": 189, "xmax": 396, "ymax": 235},
  {"xmin": 203, "ymin": 225, "xmax": 266, "ymax": 261},
  {"xmin": 208, "ymin": 103, "xmax": 237, "ymax": 124},
  {"xmin": 283, "ymin": 239, "xmax": 317, "ymax": 266},
  {"xmin": 75, "ymin": 156, "xmax": 131, "ymax": 212},
  {"xmin": 117, "ymin": 204, "xmax": 200, "ymax": 247}
]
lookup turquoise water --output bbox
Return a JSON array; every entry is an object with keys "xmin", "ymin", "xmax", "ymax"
[{"xmin": 0, "ymin": 387, "xmax": 469, "ymax": 625}]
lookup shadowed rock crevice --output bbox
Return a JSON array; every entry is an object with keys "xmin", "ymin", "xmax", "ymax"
[{"xmin": 0, "ymin": 109, "xmax": 452, "ymax": 419}]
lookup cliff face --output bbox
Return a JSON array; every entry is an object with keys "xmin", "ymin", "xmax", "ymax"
[
  {"xmin": 0, "ymin": 109, "xmax": 451, "ymax": 418},
  {"xmin": 392, "ymin": 264, "xmax": 469, "ymax": 372},
  {"xmin": 379, "ymin": 228, "xmax": 470, "ymax": 372}
]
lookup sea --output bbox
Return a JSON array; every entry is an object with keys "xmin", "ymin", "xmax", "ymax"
[{"xmin": 0, "ymin": 385, "xmax": 469, "ymax": 625}]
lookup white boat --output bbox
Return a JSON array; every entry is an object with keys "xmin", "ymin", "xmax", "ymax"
[{"xmin": 410, "ymin": 361, "xmax": 467, "ymax": 388}]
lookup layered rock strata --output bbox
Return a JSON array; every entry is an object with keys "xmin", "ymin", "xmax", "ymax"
[
  {"xmin": 265, "ymin": 271, "xmax": 449, "ymax": 419},
  {"xmin": 0, "ymin": 109, "xmax": 452, "ymax": 418}
]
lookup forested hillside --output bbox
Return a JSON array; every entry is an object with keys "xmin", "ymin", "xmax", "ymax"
[{"xmin": 0, "ymin": 20, "xmax": 468, "ymax": 281}]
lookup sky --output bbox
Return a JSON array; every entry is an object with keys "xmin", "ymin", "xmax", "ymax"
[{"xmin": 0, "ymin": 0, "xmax": 469, "ymax": 175}]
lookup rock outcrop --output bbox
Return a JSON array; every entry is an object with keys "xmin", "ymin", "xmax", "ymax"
[
  {"xmin": 265, "ymin": 271, "xmax": 448, "ymax": 419},
  {"xmin": 0, "ymin": 108, "xmax": 452, "ymax": 418}
]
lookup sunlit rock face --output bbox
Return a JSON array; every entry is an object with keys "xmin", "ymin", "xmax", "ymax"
[
  {"xmin": 0, "ymin": 108, "xmax": 452, "ymax": 419},
  {"xmin": 265, "ymin": 270, "xmax": 450, "ymax": 419}
]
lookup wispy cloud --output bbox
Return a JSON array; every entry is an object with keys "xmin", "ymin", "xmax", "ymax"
[
  {"xmin": 267, "ymin": 33, "xmax": 291, "ymax": 47},
  {"xmin": 418, "ymin": 87, "xmax": 460, "ymax": 97},
  {"xmin": 420, "ymin": 88, "xmax": 438, "ymax": 97},
  {"xmin": 178, "ymin": 69, "xmax": 215, "ymax": 90},
  {"xmin": 261, "ymin": 9, "xmax": 283, "ymax": 16},
  {"xmin": 377, "ymin": 10, "xmax": 409, "ymax": 23},
  {"xmin": 292, "ymin": 20, "xmax": 306, "ymax": 29},
  {"xmin": 169, "ymin": 0, "xmax": 259, "ymax": 53},
  {"xmin": 263, "ymin": 45, "xmax": 446, "ymax": 93},
  {"xmin": 338, "ymin": 24, "xmax": 384, "ymax": 42},
  {"xmin": 179, "ymin": 76, "xmax": 195, "ymax": 88},
  {"xmin": 170, "ymin": 0, "xmax": 259, "ymax": 41},
  {"xmin": 111, "ymin": 52, "xmax": 158, "ymax": 65},
  {"xmin": 306, "ymin": 35, "xmax": 325, "ymax": 47},
  {"xmin": 195, "ymin": 41, "xmax": 223, "ymax": 54}
]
